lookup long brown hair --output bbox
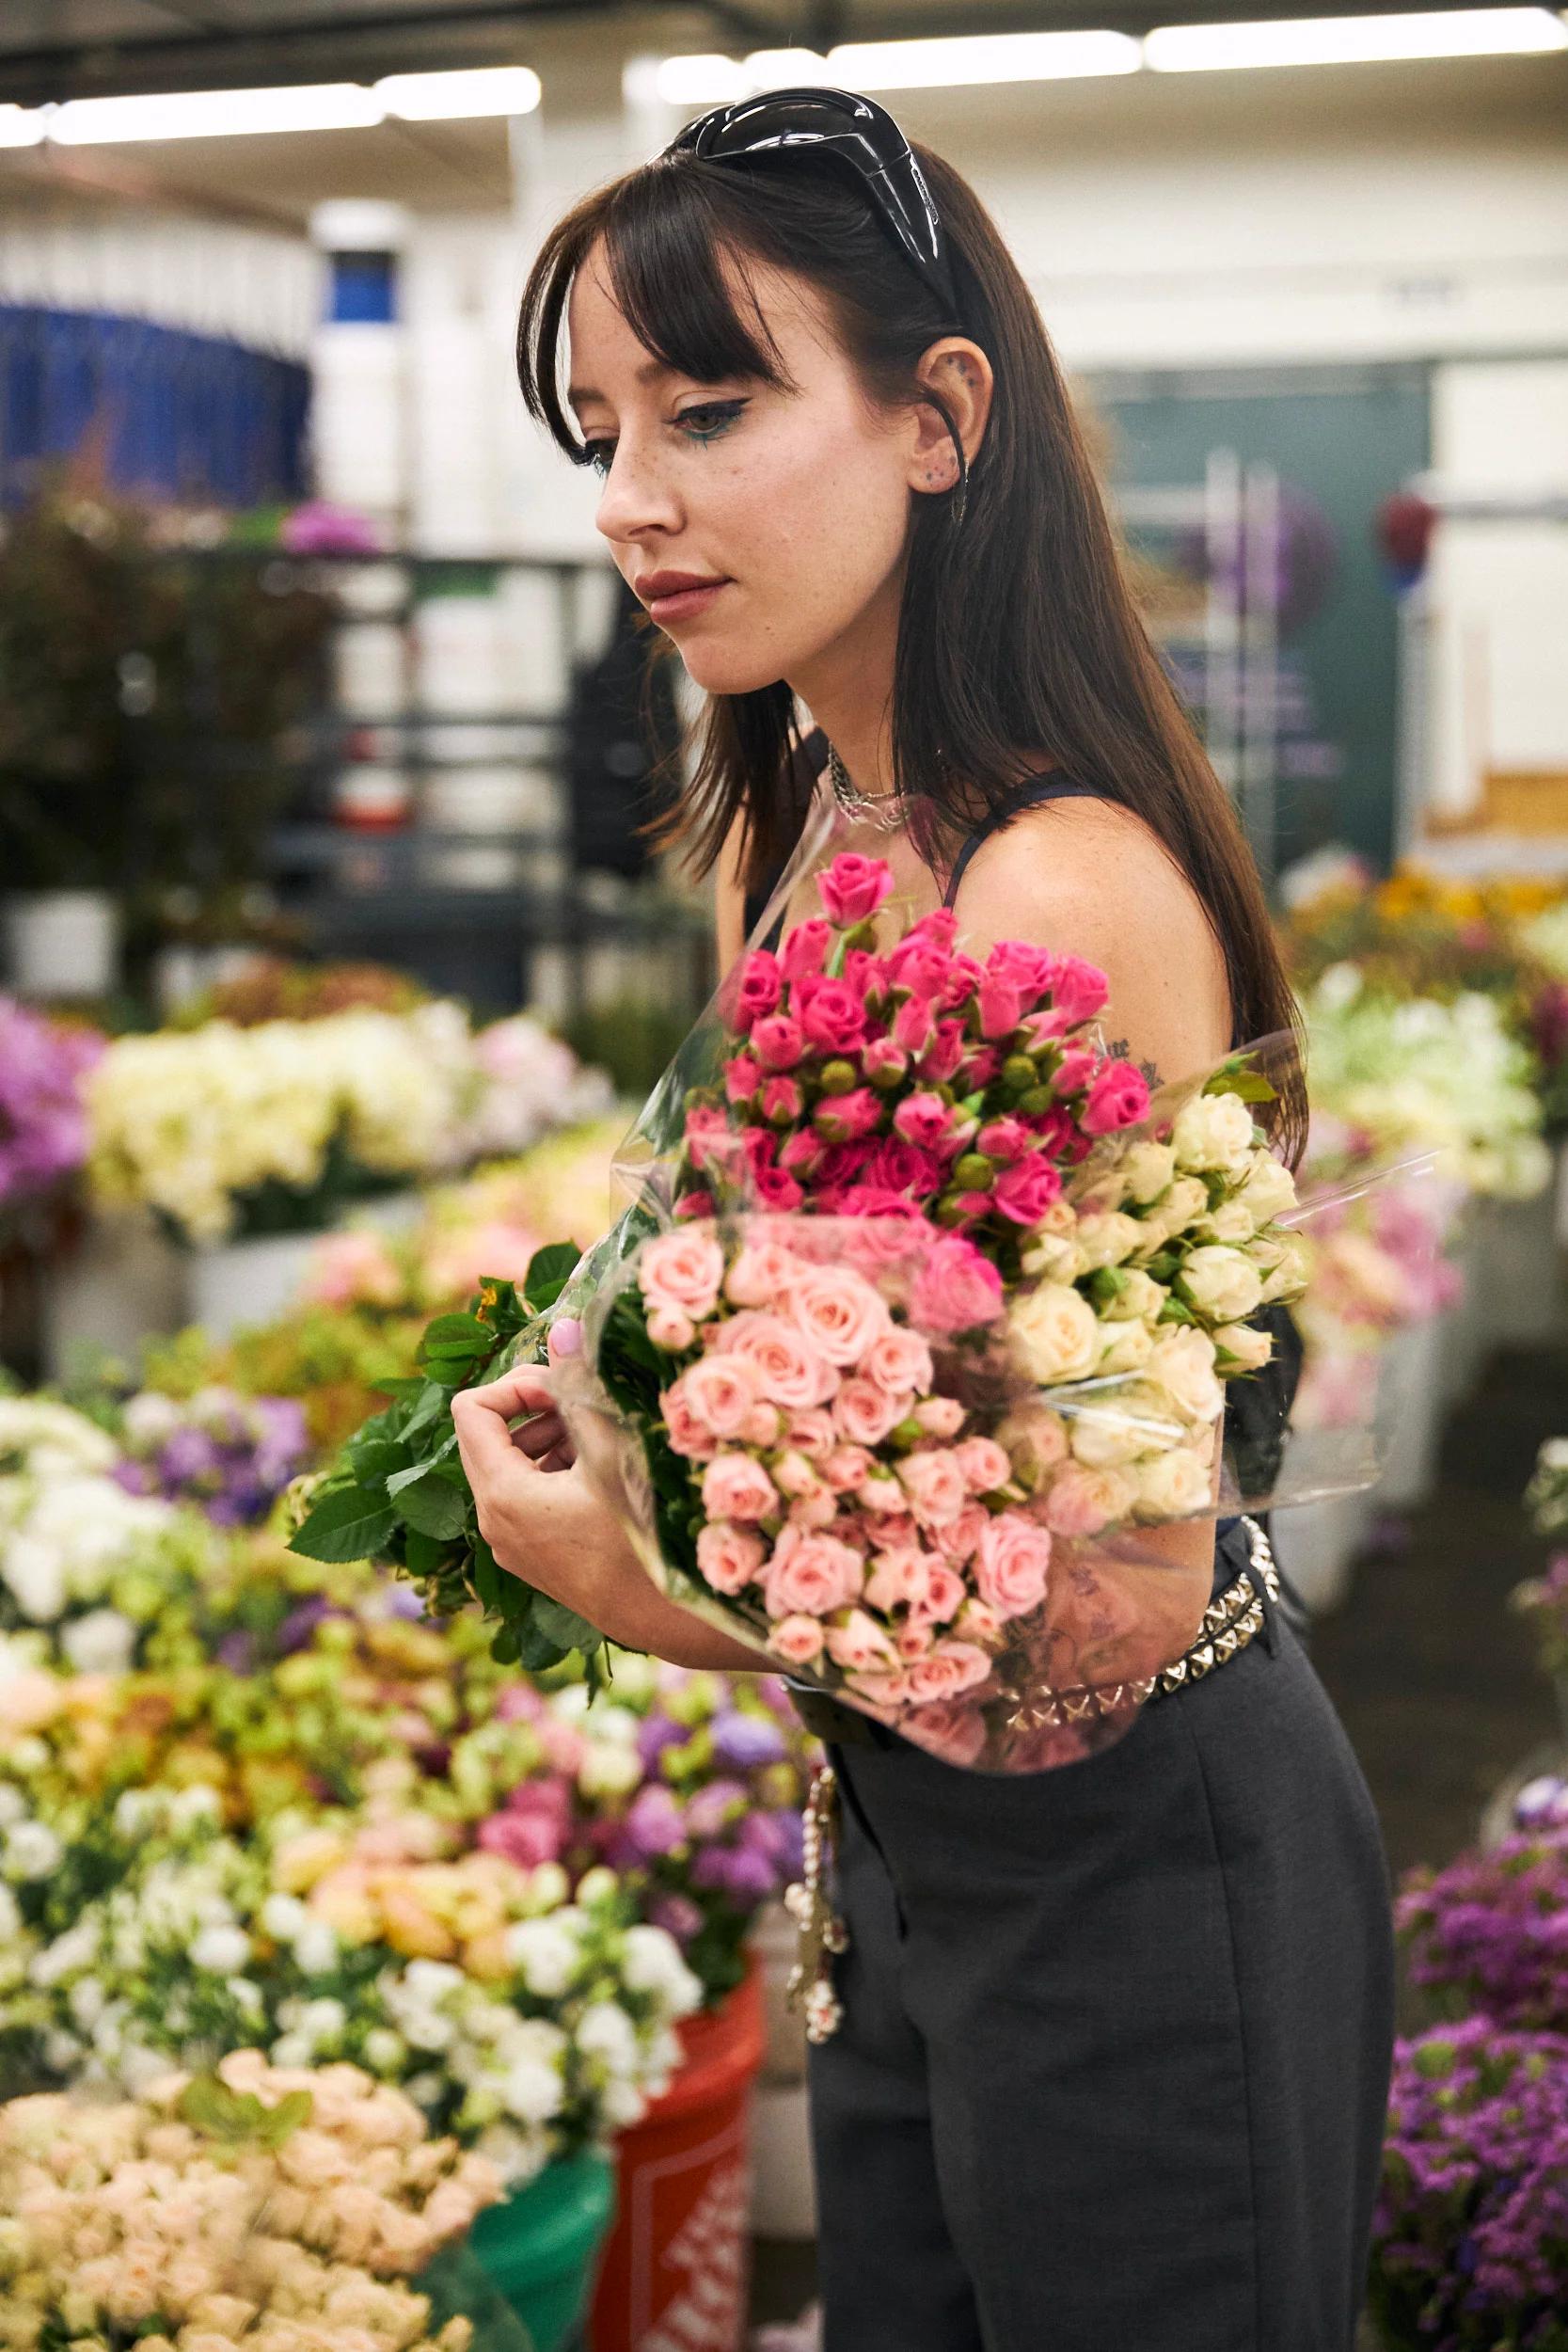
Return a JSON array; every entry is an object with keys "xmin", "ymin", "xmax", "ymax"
[{"xmin": 515, "ymin": 130, "xmax": 1307, "ymax": 1164}]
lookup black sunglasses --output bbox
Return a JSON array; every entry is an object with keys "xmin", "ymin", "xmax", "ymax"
[{"xmin": 662, "ymin": 85, "xmax": 959, "ymax": 319}]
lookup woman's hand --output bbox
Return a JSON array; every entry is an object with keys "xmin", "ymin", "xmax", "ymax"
[{"xmin": 450, "ymin": 1343, "xmax": 774, "ymax": 1676}]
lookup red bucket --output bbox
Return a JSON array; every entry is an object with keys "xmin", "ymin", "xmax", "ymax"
[{"xmin": 590, "ymin": 1958, "xmax": 768, "ymax": 2352}]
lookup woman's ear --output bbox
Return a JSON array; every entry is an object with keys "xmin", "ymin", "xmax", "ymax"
[{"xmin": 910, "ymin": 338, "xmax": 993, "ymax": 493}]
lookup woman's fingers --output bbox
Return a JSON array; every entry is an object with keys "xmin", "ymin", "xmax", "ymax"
[
  {"xmin": 451, "ymin": 1384, "xmax": 534, "ymax": 1489},
  {"xmin": 462, "ymin": 1363, "xmax": 557, "ymax": 1420}
]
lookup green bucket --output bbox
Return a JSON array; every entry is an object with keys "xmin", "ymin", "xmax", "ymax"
[{"xmin": 468, "ymin": 2152, "xmax": 618, "ymax": 2352}]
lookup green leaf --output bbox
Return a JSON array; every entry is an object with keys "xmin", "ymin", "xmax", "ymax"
[
  {"xmin": 524, "ymin": 1242, "xmax": 582, "ymax": 1313},
  {"xmin": 532, "ymin": 1597, "xmax": 600, "ymax": 1655},
  {"xmin": 257, "ymin": 2090, "xmax": 314, "ymax": 2148},
  {"xmin": 1202, "ymin": 1062, "xmax": 1276, "ymax": 1104},
  {"xmin": 491, "ymin": 1624, "xmax": 521, "ymax": 1666},
  {"xmin": 347, "ymin": 1437, "xmax": 409, "ymax": 1493},
  {"xmin": 470, "ymin": 1535, "xmax": 505, "ymax": 1614},
  {"xmin": 389, "ymin": 1473, "xmax": 469, "ymax": 1542},
  {"xmin": 402, "ymin": 1528, "xmax": 447, "ymax": 1579},
  {"xmin": 286, "ymin": 1482, "xmax": 397, "ymax": 1565}
]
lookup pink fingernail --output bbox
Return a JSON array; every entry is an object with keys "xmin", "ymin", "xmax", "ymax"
[{"xmin": 549, "ymin": 1316, "xmax": 582, "ymax": 1358}]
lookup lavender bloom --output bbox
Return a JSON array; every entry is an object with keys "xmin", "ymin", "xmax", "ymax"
[
  {"xmin": 116, "ymin": 1386, "xmax": 309, "ymax": 1527},
  {"xmin": 635, "ymin": 1712, "xmax": 686, "ymax": 1772},
  {"xmin": 0, "ymin": 997, "xmax": 102, "ymax": 1209},
  {"xmin": 1399, "ymin": 1831, "xmax": 1568, "ymax": 2029},
  {"xmin": 711, "ymin": 1709, "xmax": 787, "ymax": 1770}
]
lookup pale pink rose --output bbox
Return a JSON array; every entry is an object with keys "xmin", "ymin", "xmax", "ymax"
[
  {"xmin": 820, "ymin": 1442, "xmax": 874, "ymax": 1494},
  {"xmin": 786, "ymin": 1268, "xmax": 890, "ymax": 1366},
  {"xmin": 942, "ymin": 1501, "xmax": 990, "ymax": 1564},
  {"xmin": 905, "ymin": 1643, "xmax": 992, "ymax": 1702},
  {"xmin": 641, "ymin": 1229, "xmax": 726, "ymax": 1321},
  {"xmin": 912, "ymin": 1394, "xmax": 967, "ymax": 1438},
  {"xmin": 840, "ymin": 1211, "xmax": 937, "ymax": 1277},
  {"xmin": 997, "ymin": 1403, "xmax": 1070, "ymax": 1479},
  {"xmin": 770, "ymin": 1613, "xmax": 826, "ymax": 1665},
  {"xmin": 832, "ymin": 1375, "xmax": 907, "ymax": 1448},
  {"xmin": 896, "ymin": 1621, "xmax": 937, "ymax": 1661},
  {"xmin": 902, "ymin": 1698, "xmax": 989, "ymax": 1768},
  {"xmin": 954, "ymin": 1436, "xmax": 1013, "ymax": 1494},
  {"xmin": 772, "ymin": 1450, "xmax": 822, "ymax": 1499},
  {"xmin": 717, "ymin": 1311, "xmax": 838, "ymax": 1409},
  {"xmin": 662, "ymin": 1384, "xmax": 720, "ymax": 1459},
  {"xmin": 696, "ymin": 1522, "xmax": 768, "ymax": 1596},
  {"xmin": 895, "ymin": 1448, "xmax": 969, "ymax": 1526},
  {"xmin": 762, "ymin": 1529, "xmax": 864, "ymax": 1619},
  {"xmin": 859, "ymin": 1470, "xmax": 911, "ymax": 1514},
  {"xmin": 787, "ymin": 1488, "xmax": 840, "ymax": 1530},
  {"xmin": 680, "ymin": 1352, "xmax": 763, "ymax": 1438},
  {"xmin": 784, "ymin": 1406, "xmax": 836, "ymax": 1458},
  {"xmin": 908, "ymin": 1561, "xmax": 967, "ymax": 1627},
  {"xmin": 701, "ymin": 1453, "xmax": 780, "ymax": 1524},
  {"xmin": 1042, "ymin": 1463, "xmax": 1133, "ymax": 1537},
  {"xmin": 306, "ymin": 1229, "xmax": 404, "ymax": 1309},
  {"xmin": 863, "ymin": 1543, "xmax": 932, "ymax": 1614},
  {"xmin": 646, "ymin": 1305, "xmax": 696, "ymax": 1352},
  {"xmin": 845, "ymin": 1668, "xmax": 915, "ymax": 1708},
  {"xmin": 0, "ymin": 1670, "xmax": 65, "ymax": 1735},
  {"xmin": 973, "ymin": 1512, "xmax": 1053, "ymax": 1619},
  {"xmin": 862, "ymin": 1325, "xmax": 935, "ymax": 1396},
  {"xmin": 743, "ymin": 1402, "xmax": 786, "ymax": 1446},
  {"xmin": 825, "ymin": 1608, "xmax": 900, "ymax": 1673},
  {"xmin": 724, "ymin": 1239, "xmax": 801, "ymax": 1309},
  {"xmin": 911, "ymin": 1235, "xmax": 1004, "ymax": 1336},
  {"xmin": 954, "ymin": 1596, "xmax": 1005, "ymax": 1647}
]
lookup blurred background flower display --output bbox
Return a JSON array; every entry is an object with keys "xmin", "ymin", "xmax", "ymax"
[{"xmin": 1, "ymin": 6, "xmax": 1568, "ymax": 2347}]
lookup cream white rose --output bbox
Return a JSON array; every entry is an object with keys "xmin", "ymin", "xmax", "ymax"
[
  {"xmin": 1020, "ymin": 1232, "xmax": 1087, "ymax": 1284},
  {"xmin": 1171, "ymin": 1091, "xmax": 1256, "ymax": 1175},
  {"xmin": 1132, "ymin": 1177, "xmax": 1210, "ymax": 1254},
  {"xmin": 1238, "ymin": 1152, "xmax": 1298, "ymax": 1225},
  {"xmin": 1196, "ymin": 1199, "xmax": 1257, "ymax": 1247},
  {"xmin": 1120, "ymin": 1139, "xmax": 1177, "ymax": 1204},
  {"xmin": 1134, "ymin": 1445, "xmax": 1215, "ymax": 1519},
  {"xmin": 1095, "ymin": 1319, "xmax": 1154, "ymax": 1376},
  {"xmin": 1073, "ymin": 1211, "xmax": 1143, "ymax": 1270},
  {"xmin": 1009, "ymin": 1283, "xmax": 1101, "ymax": 1383},
  {"xmin": 1214, "ymin": 1321, "xmax": 1274, "ymax": 1372},
  {"xmin": 1258, "ymin": 1228, "xmax": 1312, "ymax": 1306},
  {"xmin": 1068, "ymin": 1403, "xmax": 1153, "ymax": 1470},
  {"xmin": 1147, "ymin": 1327, "xmax": 1225, "ymax": 1424},
  {"xmin": 1180, "ymin": 1244, "xmax": 1264, "ymax": 1324}
]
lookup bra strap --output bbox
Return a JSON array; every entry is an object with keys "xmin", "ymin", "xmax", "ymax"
[{"xmin": 941, "ymin": 774, "xmax": 1107, "ymax": 910}]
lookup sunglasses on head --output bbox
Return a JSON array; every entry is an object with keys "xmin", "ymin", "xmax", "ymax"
[{"xmin": 662, "ymin": 85, "xmax": 959, "ymax": 319}]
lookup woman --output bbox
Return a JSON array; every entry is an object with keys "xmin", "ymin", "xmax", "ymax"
[{"xmin": 452, "ymin": 88, "xmax": 1395, "ymax": 2352}]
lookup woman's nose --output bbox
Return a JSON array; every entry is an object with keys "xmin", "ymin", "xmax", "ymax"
[{"xmin": 594, "ymin": 441, "xmax": 682, "ymax": 545}]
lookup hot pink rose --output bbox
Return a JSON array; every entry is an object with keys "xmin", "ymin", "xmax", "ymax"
[
  {"xmin": 892, "ymin": 993, "xmax": 936, "ymax": 1055},
  {"xmin": 895, "ymin": 1448, "xmax": 969, "ymax": 1526},
  {"xmin": 813, "ymin": 1087, "xmax": 883, "ymax": 1145},
  {"xmin": 863, "ymin": 1036, "xmax": 909, "ymax": 1087},
  {"xmin": 954, "ymin": 1436, "xmax": 1013, "ymax": 1494},
  {"xmin": 1047, "ymin": 954, "xmax": 1111, "ymax": 1025},
  {"xmin": 956, "ymin": 1046, "xmax": 1005, "ymax": 1094},
  {"xmin": 647, "ymin": 1306, "xmax": 696, "ymax": 1351},
  {"xmin": 993, "ymin": 1154, "xmax": 1065, "ymax": 1225},
  {"xmin": 911, "ymin": 1235, "xmax": 1004, "ymax": 1335},
  {"xmin": 696, "ymin": 1521, "xmax": 768, "ymax": 1595},
  {"xmin": 770, "ymin": 1613, "xmax": 826, "ymax": 1665},
  {"xmin": 986, "ymin": 940, "xmax": 1055, "ymax": 997},
  {"xmin": 977, "ymin": 978, "xmax": 1026, "ymax": 1041},
  {"xmin": 863, "ymin": 1139, "xmax": 943, "ymax": 1199},
  {"xmin": 818, "ymin": 852, "xmax": 895, "ymax": 927},
  {"xmin": 976, "ymin": 1115, "xmax": 1031, "ymax": 1164},
  {"xmin": 905, "ymin": 1644, "xmax": 992, "ymax": 1702},
  {"xmin": 752, "ymin": 1163, "xmax": 804, "ymax": 1210},
  {"xmin": 845, "ymin": 947, "xmax": 889, "ymax": 1000},
  {"xmin": 918, "ymin": 1019, "xmax": 968, "ymax": 1085},
  {"xmin": 908, "ymin": 1562, "xmax": 966, "ymax": 1627},
  {"xmin": 663, "ymin": 1384, "xmax": 720, "ymax": 1458},
  {"xmin": 941, "ymin": 951, "xmax": 988, "ymax": 1012},
  {"xmin": 701, "ymin": 1452, "xmax": 779, "ymax": 1524},
  {"xmin": 736, "ymin": 949, "xmax": 784, "ymax": 1026},
  {"xmin": 479, "ymin": 1802, "xmax": 567, "ymax": 1871},
  {"xmin": 912, "ymin": 1394, "xmax": 966, "ymax": 1438},
  {"xmin": 820, "ymin": 1443, "xmax": 874, "ymax": 1493},
  {"xmin": 781, "ymin": 917, "xmax": 833, "ymax": 982},
  {"xmin": 787, "ymin": 1267, "xmax": 890, "ymax": 1366},
  {"xmin": 862, "ymin": 1325, "xmax": 934, "ymax": 1397},
  {"xmin": 759, "ymin": 1073, "xmax": 802, "ymax": 1124},
  {"xmin": 864, "ymin": 1543, "xmax": 932, "ymax": 1613},
  {"xmin": 680, "ymin": 1352, "xmax": 763, "ymax": 1438},
  {"xmin": 825, "ymin": 1609, "xmax": 900, "ymax": 1673},
  {"xmin": 723, "ymin": 1052, "xmax": 762, "ymax": 1105},
  {"xmin": 641, "ymin": 1229, "xmax": 725, "ymax": 1321},
  {"xmin": 1082, "ymin": 1058, "xmax": 1150, "ymax": 1136},
  {"xmin": 974, "ymin": 1513, "xmax": 1053, "ymax": 1619},
  {"xmin": 1051, "ymin": 1044, "xmax": 1099, "ymax": 1097},
  {"xmin": 716, "ymin": 1311, "xmax": 837, "ymax": 1409},
  {"xmin": 832, "ymin": 1375, "xmax": 907, "ymax": 1448},
  {"xmin": 682, "ymin": 1104, "xmax": 732, "ymax": 1172},
  {"xmin": 779, "ymin": 1130, "xmax": 828, "ymax": 1179},
  {"xmin": 752, "ymin": 1013, "xmax": 806, "ymax": 1071},
  {"xmin": 762, "ymin": 1528, "xmax": 864, "ymax": 1618},
  {"xmin": 674, "ymin": 1188, "xmax": 717, "ymax": 1222},
  {"xmin": 893, "ymin": 1091, "xmax": 958, "ymax": 1152},
  {"xmin": 794, "ymin": 973, "xmax": 869, "ymax": 1056}
]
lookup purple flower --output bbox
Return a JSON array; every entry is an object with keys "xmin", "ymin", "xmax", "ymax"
[
  {"xmin": 276, "ymin": 1597, "xmax": 336, "ymax": 1656},
  {"xmin": 0, "ymin": 997, "xmax": 102, "ymax": 1209},
  {"xmin": 684, "ymin": 1779, "xmax": 748, "ymax": 1842},
  {"xmin": 117, "ymin": 1388, "xmax": 309, "ymax": 1527},
  {"xmin": 649, "ymin": 1894, "xmax": 705, "ymax": 1946},
  {"xmin": 620, "ymin": 1783, "xmax": 686, "ymax": 1863},
  {"xmin": 636, "ymin": 1712, "xmax": 686, "ymax": 1772},
  {"xmin": 710, "ymin": 1710, "xmax": 787, "ymax": 1771},
  {"xmin": 1399, "ymin": 1831, "xmax": 1568, "ymax": 2028},
  {"xmin": 215, "ymin": 1629, "xmax": 258, "ymax": 1676}
]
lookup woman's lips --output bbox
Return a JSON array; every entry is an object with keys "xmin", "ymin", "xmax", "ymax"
[{"xmin": 647, "ymin": 580, "xmax": 730, "ymax": 623}]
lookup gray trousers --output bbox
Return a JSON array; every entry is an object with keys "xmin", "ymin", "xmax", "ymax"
[{"xmin": 806, "ymin": 1520, "xmax": 1395, "ymax": 2351}]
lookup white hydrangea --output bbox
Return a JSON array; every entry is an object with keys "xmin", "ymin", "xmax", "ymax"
[{"xmin": 504, "ymin": 1917, "xmax": 581, "ymax": 2000}]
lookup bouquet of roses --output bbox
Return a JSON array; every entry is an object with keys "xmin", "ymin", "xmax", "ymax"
[{"xmin": 535, "ymin": 849, "xmax": 1378, "ymax": 1771}]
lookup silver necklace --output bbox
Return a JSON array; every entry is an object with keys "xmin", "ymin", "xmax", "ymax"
[{"xmin": 826, "ymin": 744, "xmax": 858, "ymax": 808}]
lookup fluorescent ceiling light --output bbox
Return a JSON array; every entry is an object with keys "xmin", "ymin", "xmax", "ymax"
[
  {"xmin": 376, "ymin": 65, "xmax": 540, "ymax": 119},
  {"xmin": 827, "ymin": 30, "xmax": 1142, "ymax": 87},
  {"xmin": 49, "ymin": 82, "xmax": 386, "ymax": 143},
  {"xmin": 656, "ymin": 54, "xmax": 751, "ymax": 106},
  {"xmin": 1144, "ymin": 7, "xmax": 1568, "ymax": 70},
  {"xmin": 0, "ymin": 105, "xmax": 48, "ymax": 147},
  {"xmin": 743, "ymin": 50, "xmax": 832, "ymax": 88}
]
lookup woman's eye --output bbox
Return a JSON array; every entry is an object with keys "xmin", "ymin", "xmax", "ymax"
[{"xmin": 577, "ymin": 399, "xmax": 745, "ymax": 480}]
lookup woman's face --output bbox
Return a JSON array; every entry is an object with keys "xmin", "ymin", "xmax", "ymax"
[{"xmin": 565, "ymin": 238, "xmax": 938, "ymax": 701}]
